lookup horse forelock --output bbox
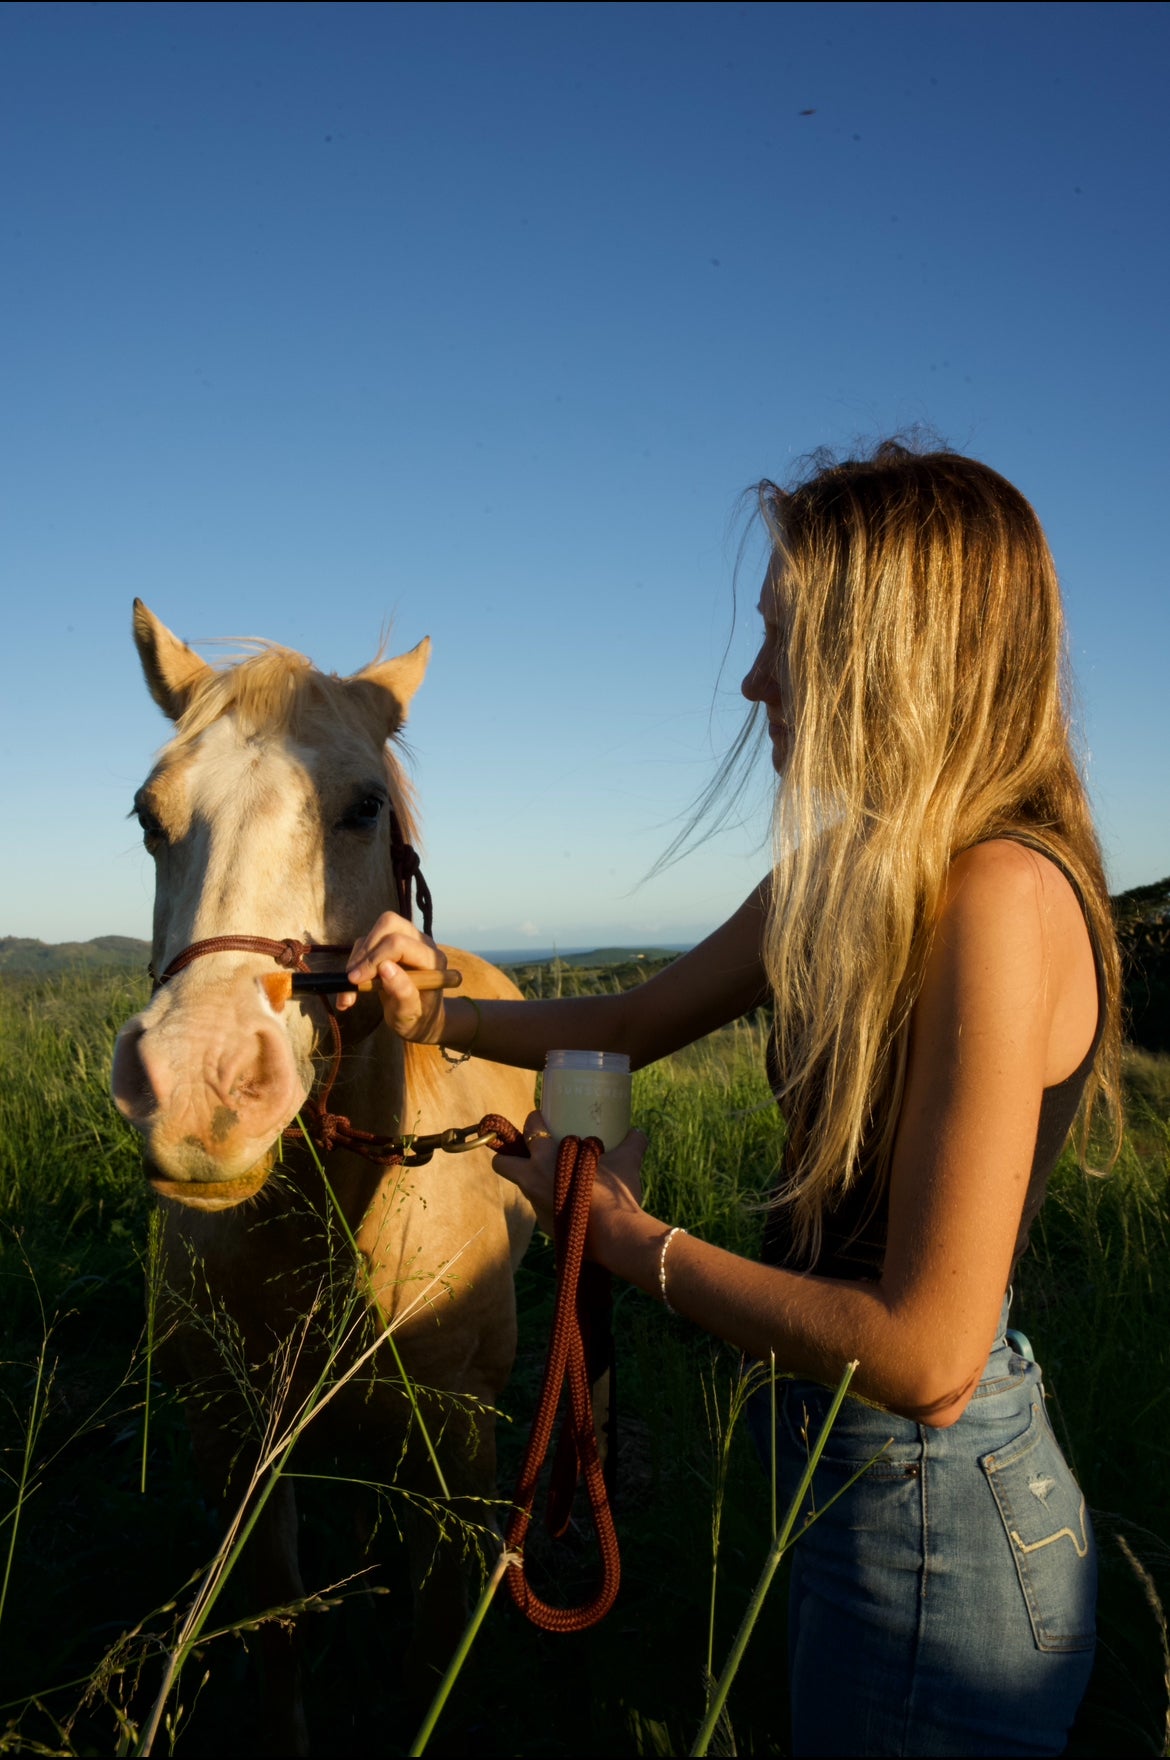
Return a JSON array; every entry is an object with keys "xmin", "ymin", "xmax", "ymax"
[
  {"xmin": 157, "ymin": 644, "xmax": 421, "ymax": 846},
  {"xmin": 171, "ymin": 644, "xmax": 313, "ymax": 745}
]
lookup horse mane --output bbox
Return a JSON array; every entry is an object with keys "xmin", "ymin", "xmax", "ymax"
[
  {"xmin": 165, "ymin": 643, "xmax": 421, "ymax": 845},
  {"xmin": 401, "ymin": 1040, "xmax": 450, "ymax": 1114}
]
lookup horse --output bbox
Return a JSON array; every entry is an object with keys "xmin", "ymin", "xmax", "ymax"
[{"xmin": 111, "ymin": 601, "xmax": 536, "ymax": 1752}]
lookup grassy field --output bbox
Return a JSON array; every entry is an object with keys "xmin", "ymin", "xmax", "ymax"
[{"xmin": 0, "ymin": 968, "xmax": 1167, "ymax": 1756}]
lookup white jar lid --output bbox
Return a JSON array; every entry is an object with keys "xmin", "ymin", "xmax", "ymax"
[{"xmin": 543, "ymin": 1049, "xmax": 630, "ymax": 1073}]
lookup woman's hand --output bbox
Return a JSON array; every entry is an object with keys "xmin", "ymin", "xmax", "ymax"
[
  {"xmin": 493, "ymin": 1110, "xmax": 651, "ymax": 1262},
  {"xmin": 337, "ymin": 912, "xmax": 448, "ymax": 1042}
]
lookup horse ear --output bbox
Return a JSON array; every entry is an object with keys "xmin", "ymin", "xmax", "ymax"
[
  {"xmin": 133, "ymin": 600, "xmax": 213, "ymax": 721},
  {"xmin": 349, "ymin": 637, "xmax": 432, "ymax": 734}
]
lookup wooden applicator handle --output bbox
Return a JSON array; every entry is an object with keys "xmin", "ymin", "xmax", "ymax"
[{"xmin": 289, "ymin": 968, "xmax": 463, "ymax": 996}]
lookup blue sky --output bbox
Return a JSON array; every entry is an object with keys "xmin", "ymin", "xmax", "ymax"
[{"xmin": 2, "ymin": 0, "xmax": 1166, "ymax": 950}]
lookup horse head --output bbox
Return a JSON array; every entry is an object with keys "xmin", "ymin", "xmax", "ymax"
[{"xmin": 111, "ymin": 601, "xmax": 430, "ymax": 1210}]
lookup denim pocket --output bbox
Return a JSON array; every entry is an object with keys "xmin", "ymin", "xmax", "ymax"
[{"xmin": 980, "ymin": 1401, "xmax": 1095, "ymax": 1653}]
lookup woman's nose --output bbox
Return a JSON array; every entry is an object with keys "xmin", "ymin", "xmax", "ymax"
[{"xmin": 742, "ymin": 649, "xmax": 774, "ymax": 703}]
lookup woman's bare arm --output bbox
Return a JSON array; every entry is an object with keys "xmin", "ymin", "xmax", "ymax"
[
  {"xmin": 497, "ymin": 843, "xmax": 1099, "ymax": 1425},
  {"xmin": 341, "ymin": 881, "xmax": 771, "ymax": 1070}
]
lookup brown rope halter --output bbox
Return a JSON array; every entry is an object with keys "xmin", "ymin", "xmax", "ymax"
[{"xmin": 150, "ymin": 810, "xmax": 621, "ymax": 1629}]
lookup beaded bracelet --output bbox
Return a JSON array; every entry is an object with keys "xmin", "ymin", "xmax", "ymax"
[
  {"xmin": 440, "ymin": 996, "xmax": 482, "ymax": 1065},
  {"xmin": 658, "ymin": 1225, "xmax": 687, "ymax": 1315}
]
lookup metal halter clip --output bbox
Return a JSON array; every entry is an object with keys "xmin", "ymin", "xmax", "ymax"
[{"xmin": 439, "ymin": 1126, "xmax": 499, "ymax": 1155}]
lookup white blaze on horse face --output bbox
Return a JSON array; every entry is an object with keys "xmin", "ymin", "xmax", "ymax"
[
  {"xmin": 113, "ymin": 715, "xmax": 334, "ymax": 1200},
  {"xmin": 158, "ymin": 716, "xmax": 328, "ymax": 963}
]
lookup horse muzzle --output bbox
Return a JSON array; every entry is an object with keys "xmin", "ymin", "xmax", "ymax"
[{"xmin": 111, "ymin": 983, "xmax": 313, "ymax": 1202}]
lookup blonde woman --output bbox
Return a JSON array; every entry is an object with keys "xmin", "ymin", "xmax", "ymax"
[{"xmin": 343, "ymin": 444, "xmax": 1116, "ymax": 1756}]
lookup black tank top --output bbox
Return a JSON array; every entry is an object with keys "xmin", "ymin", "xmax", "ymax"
[{"xmin": 760, "ymin": 843, "xmax": 1106, "ymax": 1282}]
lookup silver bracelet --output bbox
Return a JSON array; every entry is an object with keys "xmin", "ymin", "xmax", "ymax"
[{"xmin": 658, "ymin": 1225, "xmax": 687, "ymax": 1315}]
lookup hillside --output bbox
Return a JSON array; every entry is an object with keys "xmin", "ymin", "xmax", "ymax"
[
  {"xmin": 552, "ymin": 945, "xmax": 685, "ymax": 967},
  {"xmin": 0, "ymin": 935, "xmax": 151, "ymax": 976},
  {"xmin": 1113, "ymin": 875, "xmax": 1170, "ymax": 1052},
  {"xmin": 500, "ymin": 947, "xmax": 685, "ymax": 1000},
  {"xmin": 1111, "ymin": 875, "xmax": 1170, "ymax": 925}
]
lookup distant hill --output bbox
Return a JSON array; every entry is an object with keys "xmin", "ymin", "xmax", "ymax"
[
  {"xmin": 0, "ymin": 935, "xmax": 151, "ymax": 976},
  {"xmin": 1112, "ymin": 876, "xmax": 1170, "ymax": 926},
  {"xmin": 498, "ymin": 947, "xmax": 687, "ymax": 1000},
  {"xmin": 1112, "ymin": 877, "xmax": 1170, "ymax": 1053},
  {"xmin": 527, "ymin": 946, "xmax": 684, "ymax": 968}
]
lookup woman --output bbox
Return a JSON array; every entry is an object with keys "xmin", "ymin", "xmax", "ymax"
[{"xmin": 340, "ymin": 443, "xmax": 1118, "ymax": 1756}]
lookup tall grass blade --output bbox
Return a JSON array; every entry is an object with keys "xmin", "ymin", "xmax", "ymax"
[
  {"xmin": 690, "ymin": 1358, "xmax": 859, "ymax": 1758},
  {"xmin": 0, "ymin": 1263, "xmax": 53, "ymax": 1637},
  {"xmin": 1115, "ymin": 1534, "xmax": 1170, "ymax": 1758},
  {"xmin": 769, "ymin": 1351, "xmax": 777, "ymax": 1541},
  {"xmin": 701, "ymin": 1354, "xmax": 770, "ymax": 1699},
  {"xmin": 139, "ymin": 1210, "xmax": 164, "ymax": 1495},
  {"xmin": 407, "ymin": 1545, "xmax": 519, "ymax": 1757}
]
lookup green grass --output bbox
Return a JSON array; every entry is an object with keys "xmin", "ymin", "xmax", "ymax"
[{"xmin": 0, "ymin": 970, "xmax": 1167, "ymax": 1755}]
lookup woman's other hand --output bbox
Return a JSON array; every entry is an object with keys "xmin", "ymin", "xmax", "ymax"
[
  {"xmin": 338, "ymin": 912, "xmax": 447, "ymax": 1041},
  {"xmin": 493, "ymin": 1110, "xmax": 651, "ymax": 1258}
]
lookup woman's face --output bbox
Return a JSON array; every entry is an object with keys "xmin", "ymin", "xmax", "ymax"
[{"xmin": 742, "ymin": 569, "xmax": 791, "ymax": 773}]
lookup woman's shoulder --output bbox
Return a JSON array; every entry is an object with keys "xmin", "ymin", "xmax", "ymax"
[
  {"xmin": 945, "ymin": 837, "xmax": 1083, "ymax": 927},
  {"xmin": 939, "ymin": 838, "xmax": 1097, "ymax": 1083}
]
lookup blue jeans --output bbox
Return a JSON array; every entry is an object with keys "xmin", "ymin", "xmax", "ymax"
[{"xmin": 749, "ymin": 1304, "xmax": 1096, "ymax": 1756}]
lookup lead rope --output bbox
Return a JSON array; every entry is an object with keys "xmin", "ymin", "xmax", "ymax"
[{"xmin": 482, "ymin": 1116, "xmax": 621, "ymax": 1632}]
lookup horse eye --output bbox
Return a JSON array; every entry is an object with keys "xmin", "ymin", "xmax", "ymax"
[
  {"xmin": 339, "ymin": 795, "xmax": 384, "ymax": 832},
  {"xmin": 134, "ymin": 801, "xmax": 166, "ymax": 847}
]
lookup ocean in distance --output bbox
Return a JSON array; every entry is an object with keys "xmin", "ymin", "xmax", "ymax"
[{"xmin": 472, "ymin": 944, "xmax": 690, "ymax": 968}]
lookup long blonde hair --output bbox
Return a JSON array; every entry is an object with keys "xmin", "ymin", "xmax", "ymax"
[{"xmin": 760, "ymin": 442, "xmax": 1121, "ymax": 1262}]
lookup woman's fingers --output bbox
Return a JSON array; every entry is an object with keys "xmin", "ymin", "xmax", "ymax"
[
  {"xmin": 492, "ymin": 1117, "xmax": 649, "ymax": 1239},
  {"xmin": 493, "ymin": 1111, "xmax": 559, "ymax": 1231},
  {"xmin": 521, "ymin": 1109, "xmax": 559, "ymax": 1159},
  {"xmin": 346, "ymin": 915, "xmax": 445, "ymax": 983},
  {"xmin": 343, "ymin": 911, "xmax": 406, "ymax": 977},
  {"xmin": 334, "ymin": 913, "xmax": 446, "ymax": 1030}
]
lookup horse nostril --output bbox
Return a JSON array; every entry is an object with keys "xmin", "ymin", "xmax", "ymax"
[
  {"xmin": 221, "ymin": 1026, "xmax": 294, "ymax": 1112},
  {"xmin": 111, "ymin": 1021, "xmax": 157, "ymax": 1122}
]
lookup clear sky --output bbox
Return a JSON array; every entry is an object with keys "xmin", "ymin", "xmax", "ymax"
[{"xmin": 2, "ymin": 0, "xmax": 1166, "ymax": 952}]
